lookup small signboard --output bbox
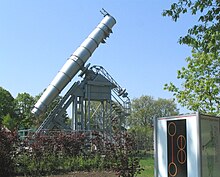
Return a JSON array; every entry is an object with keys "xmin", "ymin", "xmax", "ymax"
[{"xmin": 154, "ymin": 113, "xmax": 220, "ymax": 177}]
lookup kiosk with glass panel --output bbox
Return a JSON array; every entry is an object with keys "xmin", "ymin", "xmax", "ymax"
[{"xmin": 154, "ymin": 113, "xmax": 220, "ymax": 177}]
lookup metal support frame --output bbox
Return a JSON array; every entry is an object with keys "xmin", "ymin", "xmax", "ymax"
[{"xmin": 36, "ymin": 65, "xmax": 131, "ymax": 136}]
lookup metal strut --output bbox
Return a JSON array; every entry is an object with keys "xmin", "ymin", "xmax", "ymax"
[{"xmin": 90, "ymin": 65, "xmax": 131, "ymax": 115}]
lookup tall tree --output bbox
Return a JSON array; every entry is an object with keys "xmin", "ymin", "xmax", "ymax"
[
  {"xmin": 129, "ymin": 95, "xmax": 179, "ymax": 127},
  {"xmin": 163, "ymin": 0, "xmax": 220, "ymax": 53},
  {"xmin": 0, "ymin": 87, "xmax": 15, "ymax": 125},
  {"xmin": 128, "ymin": 95, "xmax": 179, "ymax": 150},
  {"xmin": 165, "ymin": 51, "xmax": 220, "ymax": 114},
  {"xmin": 129, "ymin": 95, "xmax": 155, "ymax": 127},
  {"xmin": 14, "ymin": 93, "xmax": 35, "ymax": 129},
  {"xmin": 163, "ymin": 0, "xmax": 220, "ymax": 114},
  {"xmin": 153, "ymin": 97, "xmax": 180, "ymax": 117}
]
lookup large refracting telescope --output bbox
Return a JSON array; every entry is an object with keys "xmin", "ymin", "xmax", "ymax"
[{"xmin": 31, "ymin": 11, "xmax": 116, "ymax": 117}]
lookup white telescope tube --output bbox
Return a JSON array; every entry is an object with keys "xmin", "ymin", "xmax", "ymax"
[{"xmin": 32, "ymin": 14, "xmax": 116, "ymax": 117}]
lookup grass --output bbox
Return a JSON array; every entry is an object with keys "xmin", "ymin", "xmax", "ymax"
[
  {"xmin": 47, "ymin": 157, "xmax": 155, "ymax": 177},
  {"xmin": 137, "ymin": 157, "xmax": 154, "ymax": 177}
]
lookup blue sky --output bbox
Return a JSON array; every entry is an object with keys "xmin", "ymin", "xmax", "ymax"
[{"xmin": 0, "ymin": 1, "xmax": 197, "ymax": 113}]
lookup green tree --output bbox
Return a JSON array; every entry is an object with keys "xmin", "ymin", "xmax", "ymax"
[
  {"xmin": 154, "ymin": 97, "xmax": 180, "ymax": 117},
  {"xmin": 14, "ymin": 92, "xmax": 35, "ymax": 129},
  {"xmin": 2, "ymin": 114, "xmax": 17, "ymax": 131},
  {"xmin": 129, "ymin": 96, "xmax": 155, "ymax": 127},
  {"xmin": 163, "ymin": 0, "xmax": 220, "ymax": 53},
  {"xmin": 0, "ymin": 87, "xmax": 15, "ymax": 125},
  {"xmin": 129, "ymin": 95, "xmax": 178, "ymax": 127},
  {"xmin": 128, "ymin": 95, "xmax": 179, "ymax": 150},
  {"xmin": 165, "ymin": 51, "xmax": 220, "ymax": 114},
  {"xmin": 163, "ymin": 0, "xmax": 220, "ymax": 114}
]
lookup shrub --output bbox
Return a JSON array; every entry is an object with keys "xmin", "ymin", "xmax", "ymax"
[
  {"xmin": 108, "ymin": 132, "xmax": 143, "ymax": 177},
  {"xmin": 0, "ymin": 126, "xmax": 19, "ymax": 177},
  {"xmin": 13, "ymin": 130, "xmax": 143, "ymax": 176}
]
